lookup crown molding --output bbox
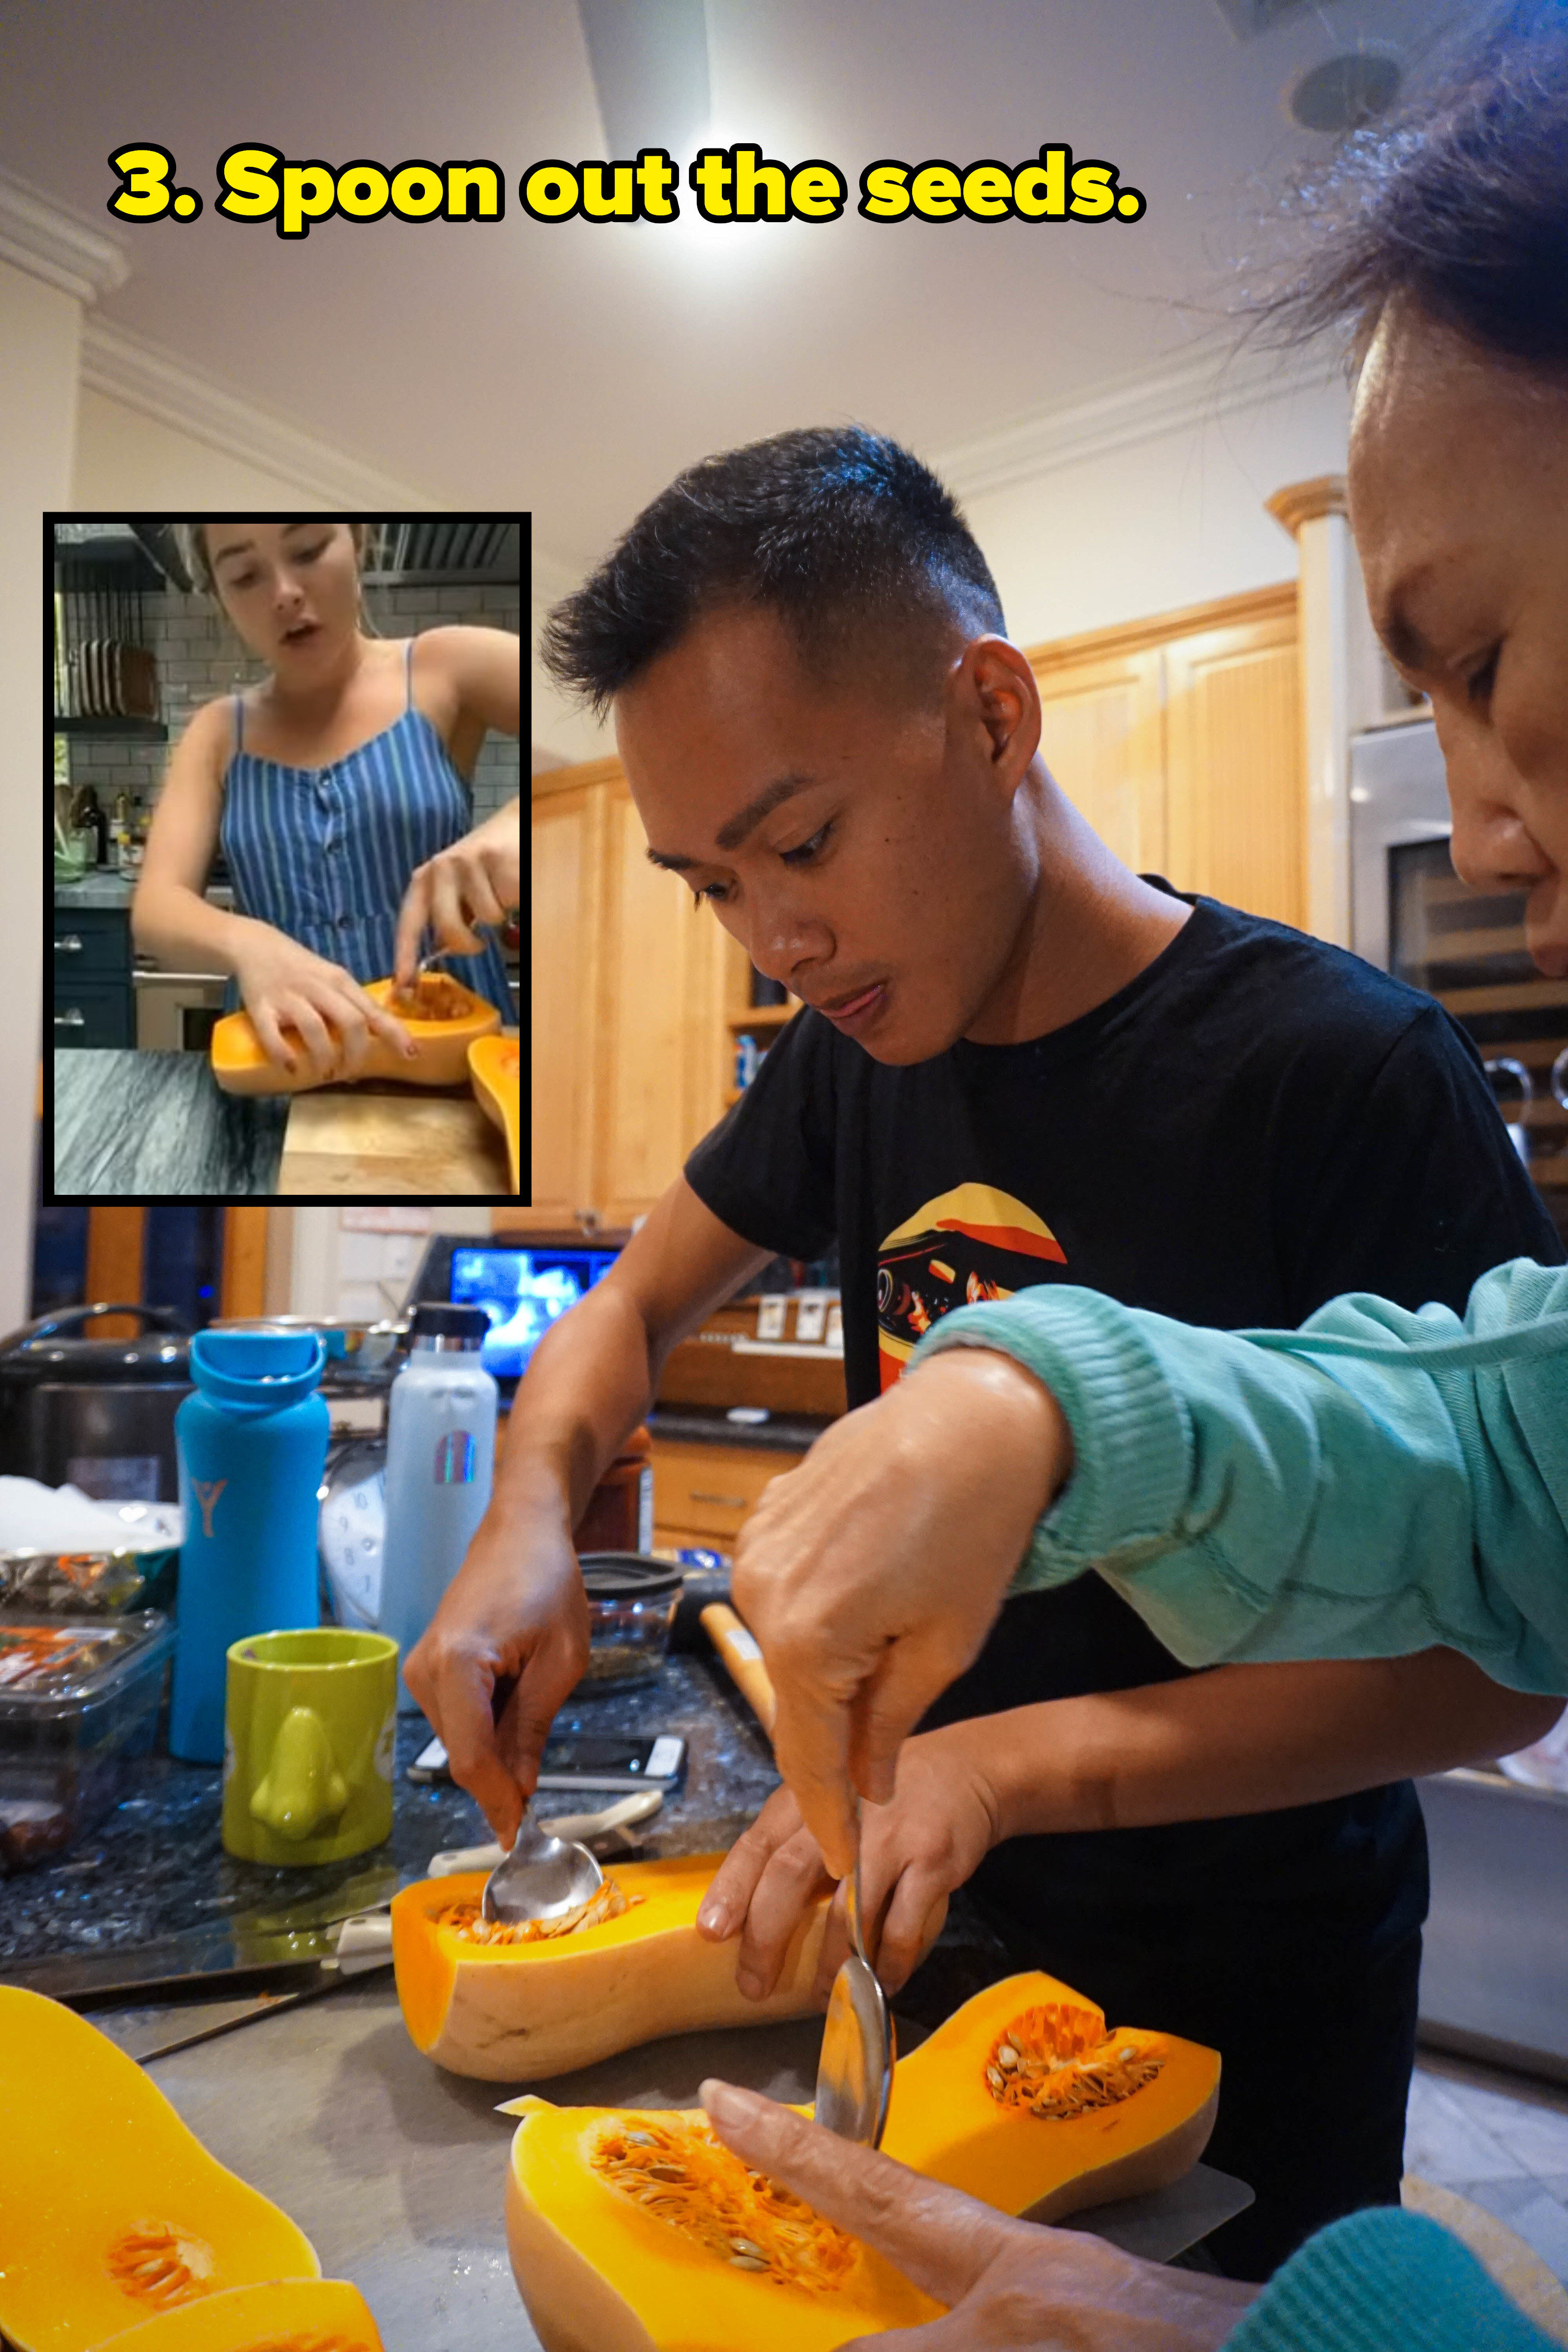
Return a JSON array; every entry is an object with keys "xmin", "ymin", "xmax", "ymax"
[
  {"xmin": 930, "ymin": 339, "xmax": 1342, "ymax": 504},
  {"xmin": 0, "ymin": 169, "xmax": 129, "ymax": 305},
  {"xmin": 78, "ymin": 317, "xmax": 444, "ymax": 510}
]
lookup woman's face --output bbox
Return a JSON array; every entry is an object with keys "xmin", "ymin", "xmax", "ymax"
[
  {"xmin": 204, "ymin": 521, "xmax": 363, "ymax": 672},
  {"xmin": 1350, "ymin": 303, "xmax": 1568, "ymax": 977}
]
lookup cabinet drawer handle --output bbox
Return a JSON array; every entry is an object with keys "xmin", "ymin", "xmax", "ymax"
[
  {"xmin": 690, "ymin": 1490, "xmax": 750, "ymax": 1508},
  {"xmin": 55, "ymin": 935, "xmax": 84, "ymax": 953},
  {"xmin": 54, "ymin": 1009, "xmax": 87, "ymax": 1028}
]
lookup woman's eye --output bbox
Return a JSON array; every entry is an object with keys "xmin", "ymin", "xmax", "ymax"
[
  {"xmin": 781, "ymin": 821, "xmax": 833, "ymax": 867},
  {"xmin": 1466, "ymin": 648, "xmax": 1500, "ymax": 705},
  {"xmin": 298, "ymin": 541, "xmax": 329, "ymax": 563},
  {"xmin": 695, "ymin": 880, "xmax": 731, "ymax": 905},
  {"xmin": 231, "ymin": 571, "xmax": 258, "ymax": 590}
]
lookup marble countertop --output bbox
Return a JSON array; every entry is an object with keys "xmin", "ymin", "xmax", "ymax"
[
  {"xmin": 54, "ymin": 875, "xmax": 235, "ymax": 912},
  {"xmin": 53, "ymin": 1050, "xmax": 288, "ymax": 1196},
  {"xmin": 53, "ymin": 873, "xmax": 135, "ymax": 908}
]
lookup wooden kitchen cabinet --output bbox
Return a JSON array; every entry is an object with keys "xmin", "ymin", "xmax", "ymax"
[
  {"xmin": 528, "ymin": 775, "xmax": 604, "ymax": 1226},
  {"xmin": 1029, "ymin": 583, "xmax": 1305, "ymax": 933},
  {"xmin": 1032, "ymin": 642, "xmax": 1166, "ymax": 877},
  {"xmin": 592, "ymin": 781, "xmax": 729, "ymax": 1227},
  {"xmin": 652, "ymin": 1437, "xmax": 805, "ymax": 1551},
  {"xmin": 1163, "ymin": 600, "xmax": 1301, "ymax": 929},
  {"xmin": 529, "ymin": 759, "xmax": 730, "ymax": 1227}
]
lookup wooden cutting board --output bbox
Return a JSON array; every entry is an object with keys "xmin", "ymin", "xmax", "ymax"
[{"xmin": 278, "ymin": 1086, "xmax": 513, "ymax": 1196}]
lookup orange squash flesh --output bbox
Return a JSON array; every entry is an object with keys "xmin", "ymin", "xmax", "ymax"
[
  {"xmin": 87, "ymin": 2279, "xmax": 384, "ymax": 2350},
  {"xmin": 0, "ymin": 1987, "xmax": 324, "ymax": 2351},
  {"xmin": 502, "ymin": 1969, "xmax": 1219, "ymax": 2352},
  {"xmin": 467, "ymin": 1034, "xmax": 521, "ymax": 1192},
  {"xmin": 391, "ymin": 1856, "xmax": 831, "ymax": 2081},
  {"xmin": 505, "ymin": 2103, "xmax": 942, "ymax": 2351},
  {"xmin": 882, "ymin": 1971, "xmax": 1220, "ymax": 2221},
  {"xmin": 210, "ymin": 976, "xmax": 501, "ymax": 1096}
]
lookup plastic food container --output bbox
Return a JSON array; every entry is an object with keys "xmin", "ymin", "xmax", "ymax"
[
  {"xmin": 577, "ymin": 1555, "xmax": 684, "ymax": 1690},
  {"xmin": 0, "ymin": 1609, "xmax": 174, "ymax": 1871}
]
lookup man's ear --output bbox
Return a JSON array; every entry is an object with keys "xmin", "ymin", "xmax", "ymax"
[{"xmin": 954, "ymin": 635, "xmax": 1042, "ymax": 799}]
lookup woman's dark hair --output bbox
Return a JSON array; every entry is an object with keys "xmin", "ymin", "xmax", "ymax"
[
  {"xmin": 1253, "ymin": 0, "xmax": 1568, "ymax": 367},
  {"xmin": 541, "ymin": 425, "xmax": 1006, "ymax": 714}
]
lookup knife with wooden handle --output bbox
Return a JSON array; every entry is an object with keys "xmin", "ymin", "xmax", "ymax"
[{"xmin": 700, "ymin": 1601, "xmax": 777, "ymax": 1733}]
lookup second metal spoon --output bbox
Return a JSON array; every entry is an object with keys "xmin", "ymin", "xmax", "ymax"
[{"xmin": 813, "ymin": 1798, "xmax": 894, "ymax": 2146}]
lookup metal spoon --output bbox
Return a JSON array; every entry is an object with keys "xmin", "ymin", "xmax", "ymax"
[
  {"xmin": 813, "ymin": 1798, "xmax": 895, "ymax": 2146},
  {"xmin": 394, "ymin": 927, "xmax": 499, "ymax": 1003},
  {"xmin": 480, "ymin": 1799, "xmax": 605, "ymax": 1926}
]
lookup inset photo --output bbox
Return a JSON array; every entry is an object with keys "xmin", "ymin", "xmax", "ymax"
[{"xmin": 49, "ymin": 515, "xmax": 522, "ymax": 1200}]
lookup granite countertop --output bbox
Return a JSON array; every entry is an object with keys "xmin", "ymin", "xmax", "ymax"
[
  {"xmin": 53, "ymin": 1050, "xmax": 289, "ymax": 1196},
  {"xmin": 649, "ymin": 1406, "xmax": 837, "ymax": 1454},
  {"xmin": 0, "ymin": 1655, "xmax": 783, "ymax": 1967},
  {"xmin": 0, "ymin": 1642, "xmax": 1014, "ymax": 2031}
]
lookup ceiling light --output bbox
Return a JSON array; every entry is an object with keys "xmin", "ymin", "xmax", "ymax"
[{"xmin": 1289, "ymin": 51, "xmax": 1403, "ymax": 133}]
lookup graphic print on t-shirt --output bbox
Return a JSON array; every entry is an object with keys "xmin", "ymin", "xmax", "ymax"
[{"xmin": 877, "ymin": 1181, "xmax": 1067, "ymax": 1390}]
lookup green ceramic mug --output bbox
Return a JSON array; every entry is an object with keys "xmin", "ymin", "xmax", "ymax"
[{"xmin": 222, "ymin": 1628, "xmax": 398, "ymax": 1865}]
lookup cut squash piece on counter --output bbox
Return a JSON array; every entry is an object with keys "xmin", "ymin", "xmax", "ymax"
[
  {"xmin": 503, "ymin": 1969, "xmax": 1220, "ymax": 2352},
  {"xmin": 391, "ymin": 1855, "xmax": 831, "ymax": 2080},
  {"xmin": 211, "ymin": 976, "xmax": 501, "ymax": 1096},
  {"xmin": 0, "ymin": 1987, "xmax": 324, "ymax": 2352},
  {"xmin": 90, "ymin": 2278, "xmax": 384, "ymax": 2350},
  {"xmin": 467, "ymin": 1033, "xmax": 521, "ymax": 1193}
]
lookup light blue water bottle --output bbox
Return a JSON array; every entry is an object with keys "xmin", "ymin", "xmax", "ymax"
[
  {"xmin": 379, "ymin": 1305, "xmax": 498, "ymax": 1710},
  {"xmin": 169, "ymin": 1329, "xmax": 330, "ymax": 1763}
]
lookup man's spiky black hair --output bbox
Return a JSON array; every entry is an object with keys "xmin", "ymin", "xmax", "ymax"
[{"xmin": 541, "ymin": 425, "xmax": 1006, "ymax": 714}]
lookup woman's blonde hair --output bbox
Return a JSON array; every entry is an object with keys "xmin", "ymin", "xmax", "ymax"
[
  {"xmin": 178, "ymin": 520, "xmax": 382, "ymax": 642},
  {"xmin": 179, "ymin": 519, "xmax": 378, "ymax": 601}
]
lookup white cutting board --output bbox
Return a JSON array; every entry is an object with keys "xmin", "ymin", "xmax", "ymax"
[{"xmin": 278, "ymin": 1086, "xmax": 512, "ymax": 1196}]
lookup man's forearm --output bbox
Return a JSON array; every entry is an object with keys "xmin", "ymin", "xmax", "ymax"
[
  {"xmin": 969, "ymin": 1650, "xmax": 1566, "ymax": 1839},
  {"xmin": 492, "ymin": 1283, "xmax": 660, "ymax": 1537}
]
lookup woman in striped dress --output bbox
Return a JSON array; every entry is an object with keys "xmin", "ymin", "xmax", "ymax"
[{"xmin": 132, "ymin": 519, "xmax": 519, "ymax": 1080}]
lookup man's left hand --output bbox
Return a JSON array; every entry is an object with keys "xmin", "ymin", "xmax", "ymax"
[
  {"xmin": 730, "ymin": 1346, "xmax": 1072, "ymax": 1881},
  {"xmin": 696, "ymin": 1724, "xmax": 1001, "ymax": 1999}
]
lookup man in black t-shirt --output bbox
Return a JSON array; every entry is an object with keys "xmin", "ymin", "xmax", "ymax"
[{"xmin": 407, "ymin": 426, "xmax": 1561, "ymax": 2280}]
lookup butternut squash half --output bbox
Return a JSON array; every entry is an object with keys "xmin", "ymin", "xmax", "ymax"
[
  {"xmin": 211, "ymin": 976, "xmax": 500, "ymax": 1096},
  {"xmin": 91, "ymin": 2279, "xmax": 384, "ymax": 2351},
  {"xmin": 502, "ymin": 1969, "xmax": 1219, "ymax": 2352},
  {"xmin": 0, "ymin": 1986, "xmax": 333, "ymax": 2351},
  {"xmin": 467, "ymin": 1034, "xmax": 521, "ymax": 1193},
  {"xmin": 391, "ymin": 1857, "xmax": 831, "ymax": 2081}
]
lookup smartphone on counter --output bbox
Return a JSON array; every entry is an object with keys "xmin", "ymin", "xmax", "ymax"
[{"xmin": 408, "ymin": 1731, "xmax": 687, "ymax": 1793}]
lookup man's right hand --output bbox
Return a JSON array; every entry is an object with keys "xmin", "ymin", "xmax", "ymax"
[{"xmin": 402, "ymin": 1505, "xmax": 591, "ymax": 1849}]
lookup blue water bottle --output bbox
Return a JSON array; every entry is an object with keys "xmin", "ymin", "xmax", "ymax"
[
  {"xmin": 379, "ymin": 1304, "xmax": 498, "ymax": 1710},
  {"xmin": 169, "ymin": 1328, "xmax": 330, "ymax": 1762}
]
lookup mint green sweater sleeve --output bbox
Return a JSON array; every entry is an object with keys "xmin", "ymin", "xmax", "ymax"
[
  {"xmin": 1219, "ymin": 2207, "xmax": 1559, "ymax": 2351},
  {"xmin": 908, "ymin": 1259, "xmax": 1568, "ymax": 1694}
]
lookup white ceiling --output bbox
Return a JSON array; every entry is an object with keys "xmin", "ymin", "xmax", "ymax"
[{"xmin": 4, "ymin": 0, "xmax": 1462, "ymax": 577}]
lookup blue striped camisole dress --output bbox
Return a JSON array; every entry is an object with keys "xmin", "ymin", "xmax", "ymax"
[{"xmin": 219, "ymin": 639, "xmax": 515, "ymax": 1019}]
